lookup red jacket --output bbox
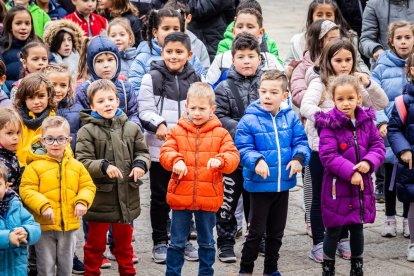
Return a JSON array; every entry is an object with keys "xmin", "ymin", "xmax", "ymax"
[
  {"xmin": 160, "ymin": 115, "xmax": 240, "ymax": 212},
  {"xmin": 64, "ymin": 10, "xmax": 107, "ymax": 37}
]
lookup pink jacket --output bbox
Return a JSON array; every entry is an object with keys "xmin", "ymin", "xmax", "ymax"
[{"xmin": 291, "ymin": 51, "xmax": 313, "ymax": 108}]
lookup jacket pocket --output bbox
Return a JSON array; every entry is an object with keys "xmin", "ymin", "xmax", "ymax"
[
  {"xmin": 168, "ymin": 176, "xmax": 180, "ymax": 194},
  {"xmin": 128, "ymin": 180, "xmax": 142, "ymax": 189},
  {"xmin": 96, "ymin": 184, "xmax": 114, "ymax": 192}
]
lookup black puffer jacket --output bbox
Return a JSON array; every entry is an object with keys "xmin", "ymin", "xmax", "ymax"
[{"xmin": 336, "ymin": 0, "xmax": 368, "ymax": 36}]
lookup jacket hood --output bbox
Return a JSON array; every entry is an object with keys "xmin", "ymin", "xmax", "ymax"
[
  {"xmin": 245, "ymin": 99, "xmax": 291, "ymax": 118},
  {"xmin": 177, "ymin": 114, "xmax": 222, "ymax": 134},
  {"xmin": 79, "ymin": 109, "xmax": 129, "ymax": 128},
  {"xmin": 87, "ymin": 36, "xmax": 121, "ymax": 82},
  {"xmin": 1, "ymin": 188, "xmax": 17, "ymax": 205},
  {"xmin": 314, "ymin": 106, "xmax": 376, "ymax": 131},
  {"xmin": 43, "ymin": 19, "xmax": 85, "ymax": 53},
  {"xmin": 120, "ymin": 47, "xmax": 137, "ymax": 61},
  {"xmin": 150, "ymin": 59, "xmax": 196, "ymax": 78},
  {"xmin": 376, "ymin": 50, "xmax": 406, "ymax": 68},
  {"xmin": 302, "ymin": 51, "xmax": 314, "ymax": 67},
  {"xmin": 136, "ymin": 38, "xmax": 162, "ymax": 56},
  {"xmin": 404, "ymin": 81, "xmax": 414, "ymax": 96},
  {"xmin": 26, "ymin": 135, "xmax": 73, "ymax": 164}
]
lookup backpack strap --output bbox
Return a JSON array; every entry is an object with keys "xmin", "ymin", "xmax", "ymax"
[
  {"xmin": 227, "ymin": 78, "xmax": 245, "ymax": 117},
  {"xmin": 395, "ymin": 95, "xmax": 408, "ymax": 124}
]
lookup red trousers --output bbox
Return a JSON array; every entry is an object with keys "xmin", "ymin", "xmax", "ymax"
[{"xmin": 84, "ymin": 222, "xmax": 135, "ymax": 276}]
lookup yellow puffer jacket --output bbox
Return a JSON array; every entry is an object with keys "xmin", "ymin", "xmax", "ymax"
[{"xmin": 19, "ymin": 136, "xmax": 96, "ymax": 231}]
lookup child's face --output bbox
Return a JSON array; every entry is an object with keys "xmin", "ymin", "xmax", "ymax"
[
  {"xmin": 14, "ymin": 0, "xmax": 30, "ymax": 7},
  {"xmin": 11, "ymin": 11, "xmax": 31, "ymax": 41},
  {"xmin": 98, "ymin": 0, "xmax": 112, "ymax": 9},
  {"xmin": 72, "ymin": 0, "xmax": 96, "ymax": 17},
  {"xmin": 161, "ymin": 41, "xmax": 192, "ymax": 73},
  {"xmin": 48, "ymin": 72, "xmax": 70, "ymax": 103},
  {"xmin": 108, "ymin": 25, "xmax": 132, "ymax": 52},
  {"xmin": 259, "ymin": 80, "xmax": 288, "ymax": 115},
  {"xmin": 25, "ymin": 84, "xmax": 49, "ymax": 115},
  {"xmin": 0, "ymin": 178, "xmax": 8, "ymax": 201},
  {"xmin": 57, "ymin": 32, "xmax": 74, "ymax": 58},
  {"xmin": 94, "ymin": 53, "xmax": 117, "ymax": 80},
  {"xmin": 232, "ymin": 49, "xmax": 261, "ymax": 77},
  {"xmin": 391, "ymin": 26, "xmax": 414, "ymax": 59},
  {"xmin": 41, "ymin": 126, "xmax": 71, "ymax": 161},
  {"xmin": 331, "ymin": 49, "xmax": 353, "ymax": 75},
  {"xmin": 90, "ymin": 89, "xmax": 120, "ymax": 119},
  {"xmin": 233, "ymin": 13, "xmax": 264, "ymax": 42},
  {"xmin": 0, "ymin": 121, "xmax": 20, "ymax": 152},
  {"xmin": 312, "ymin": 4, "xmax": 335, "ymax": 23},
  {"xmin": 22, "ymin": 46, "xmax": 48, "ymax": 74},
  {"xmin": 333, "ymin": 84, "xmax": 362, "ymax": 119},
  {"xmin": 153, "ymin": 17, "xmax": 181, "ymax": 47},
  {"xmin": 323, "ymin": 29, "xmax": 340, "ymax": 48},
  {"xmin": 185, "ymin": 97, "xmax": 215, "ymax": 126}
]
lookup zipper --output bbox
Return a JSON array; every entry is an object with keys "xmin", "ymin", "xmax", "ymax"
[
  {"xmin": 193, "ymin": 128, "xmax": 199, "ymax": 209},
  {"xmin": 59, "ymin": 161, "xmax": 64, "ymax": 230},
  {"xmin": 175, "ymin": 75, "xmax": 181, "ymax": 119},
  {"xmin": 332, "ymin": 177, "xmax": 337, "ymax": 200},
  {"xmin": 271, "ymin": 115, "xmax": 282, "ymax": 191},
  {"xmin": 352, "ymin": 129, "xmax": 364, "ymax": 223}
]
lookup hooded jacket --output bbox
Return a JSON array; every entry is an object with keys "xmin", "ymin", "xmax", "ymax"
[
  {"xmin": 119, "ymin": 47, "xmax": 137, "ymax": 79},
  {"xmin": 0, "ymin": 38, "xmax": 29, "ymax": 91},
  {"xmin": 290, "ymin": 51, "xmax": 313, "ymax": 108},
  {"xmin": 160, "ymin": 115, "xmax": 239, "ymax": 212},
  {"xmin": 0, "ymin": 190, "xmax": 41, "ymax": 276},
  {"xmin": 235, "ymin": 101, "xmax": 311, "ymax": 192},
  {"xmin": 57, "ymin": 99, "xmax": 83, "ymax": 152},
  {"xmin": 76, "ymin": 110, "xmax": 150, "ymax": 223},
  {"xmin": 316, "ymin": 107, "xmax": 385, "ymax": 228},
  {"xmin": 19, "ymin": 136, "xmax": 96, "ymax": 231},
  {"xmin": 75, "ymin": 36, "xmax": 141, "ymax": 127}
]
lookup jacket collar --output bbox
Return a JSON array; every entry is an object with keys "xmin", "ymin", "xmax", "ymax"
[
  {"xmin": 177, "ymin": 114, "xmax": 222, "ymax": 134},
  {"xmin": 315, "ymin": 106, "xmax": 376, "ymax": 131}
]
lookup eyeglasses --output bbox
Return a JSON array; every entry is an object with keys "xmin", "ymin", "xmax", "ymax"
[{"xmin": 42, "ymin": 136, "xmax": 69, "ymax": 145}]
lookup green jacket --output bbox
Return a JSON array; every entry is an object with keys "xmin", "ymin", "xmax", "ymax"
[
  {"xmin": 216, "ymin": 21, "xmax": 283, "ymax": 65},
  {"xmin": 6, "ymin": 2, "xmax": 50, "ymax": 39},
  {"xmin": 76, "ymin": 110, "xmax": 150, "ymax": 223}
]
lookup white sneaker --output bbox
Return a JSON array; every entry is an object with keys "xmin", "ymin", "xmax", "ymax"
[
  {"xmin": 105, "ymin": 250, "xmax": 116, "ymax": 261},
  {"xmin": 407, "ymin": 243, "xmax": 414, "ymax": 261},
  {"xmin": 381, "ymin": 219, "xmax": 397, "ymax": 237},
  {"xmin": 403, "ymin": 218, "xmax": 410, "ymax": 238}
]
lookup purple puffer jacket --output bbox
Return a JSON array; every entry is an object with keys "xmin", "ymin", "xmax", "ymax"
[{"xmin": 315, "ymin": 107, "xmax": 385, "ymax": 228}]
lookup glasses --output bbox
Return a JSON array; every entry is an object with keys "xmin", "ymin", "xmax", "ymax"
[{"xmin": 42, "ymin": 136, "xmax": 69, "ymax": 145}]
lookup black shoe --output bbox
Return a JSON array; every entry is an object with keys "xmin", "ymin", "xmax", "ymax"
[
  {"xmin": 259, "ymin": 236, "xmax": 265, "ymax": 256},
  {"xmin": 350, "ymin": 258, "xmax": 363, "ymax": 276},
  {"xmin": 72, "ymin": 255, "xmax": 85, "ymax": 275},
  {"xmin": 218, "ymin": 244, "xmax": 236, "ymax": 263},
  {"xmin": 28, "ymin": 269, "xmax": 37, "ymax": 276},
  {"xmin": 322, "ymin": 259, "xmax": 335, "ymax": 276}
]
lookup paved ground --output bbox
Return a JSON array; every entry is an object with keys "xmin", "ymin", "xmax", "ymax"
[{"xmin": 73, "ymin": 0, "xmax": 414, "ymax": 275}]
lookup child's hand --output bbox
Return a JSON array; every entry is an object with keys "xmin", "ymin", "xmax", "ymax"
[
  {"xmin": 129, "ymin": 167, "xmax": 145, "ymax": 182},
  {"xmin": 373, "ymin": 48, "xmax": 384, "ymax": 61},
  {"xmin": 9, "ymin": 231, "xmax": 20, "ymax": 247},
  {"xmin": 74, "ymin": 203, "xmax": 87, "ymax": 219},
  {"xmin": 42, "ymin": 207, "xmax": 55, "ymax": 223},
  {"xmin": 286, "ymin": 160, "xmax": 302, "ymax": 178},
  {"xmin": 255, "ymin": 159, "xmax": 270, "ymax": 179},
  {"xmin": 401, "ymin": 151, "xmax": 413, "ymax": 170},
  {"xmin": 354, "ymin": 72, "xmax": 370, "ymax": 87},
  {"xmin": 173, "ymin": 160, "xmax": 187, "ymax": 179},
  {"xmin": 353, "ymin": 161, "xmax": 371, "ymax": 174},
  {"xmin": 13, "ymin": 227, "xmax": 28, "ymax": 243},
  {"xmin": 207, "ymin": 158, "xmax": 221, "ymax": 170},
  {"xmin": 378, "ymin": 124, "xmax": 388, "ymax": 137},
  {"xmin": 156, "ymin": 124, "xmax": 168, "ymax": 141},
  {"xmin": 351, "ymin": 171, "xmax": 364, "ymax": 190},
  {"xmin": 106, "ymin": 165, "xmax": 124, "ymax": 179}
]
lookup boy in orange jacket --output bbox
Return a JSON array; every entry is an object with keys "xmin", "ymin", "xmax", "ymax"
[{"xmin": 160, "ymin": 82, "xmax": 240, "ymax": 275}]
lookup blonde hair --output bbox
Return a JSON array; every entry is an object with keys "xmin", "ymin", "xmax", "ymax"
[
  {"xmin": 387, "ymin": 21, "xmax": 414, "ymax": 51},
  {"xmin": 260, "ymin": 69, "xmax": 288, "ymax": 91},
  {"xmin": 187, "ymin": 82, "xmax": 215, "ymax": 105},
  {"xmin": 42, "ymin": 64, "xmax": 74, "ymax": 102},
  {"xmin": 0, "ymin": 107, "xmax": 20, "ymax": 131},
  {"xmin": 328, "ymin": 74, "xmax": 363, "ymax": 98},
  {"xmin": 108, "ymin": 18, "xmax": 135, "ymax": 47},
  {"xmin": 406, "ymin": 52, "xmax": 414, "ymax": 83},
  {"xmin": 87, "ymin": 79, "xmax": 118, "ymax": 103},
  {"xmin": 41, "ymin": 116, "xmax": 70, "ymax": 134}
]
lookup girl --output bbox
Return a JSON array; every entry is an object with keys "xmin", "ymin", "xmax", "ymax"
[
  {"xmin": 0, "ymin": 61, "xmax": 12, "ymax": 107},
  {"xmin": 301, "ymin": 38, "xmax": 388, "ymax": 263},
  {"xmin": 372, "ymin": 21, "xmax": 414, "ymax": 239},
  {"xmin": 14, "ymin": 72, "xmax": 56, "ymax": 168},
  {"xmin": 43, "ymin": 19, "xmax": 84, "ymax": 78},
  {"xmin": 0, "ymin": 6, "xmax": 37, "ymax": 91},
  {"xmin": 315, "ymin": 74, "xmax": 385, "ymax": 275},
  {"xmin": 128, "ymin": 8, "xmax": 206, "ymax": 93},
  {"xmin": 108, "ymin": 18, "xmax": 137, "ymax": 79}
]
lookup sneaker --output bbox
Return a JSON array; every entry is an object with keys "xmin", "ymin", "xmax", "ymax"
[
  {"xmin": 381, "ymin": 219, "xmax": 397, "ymax": 237},
  {"xmin": 152, "ymin": 242, "xmax": 168, "ymax": 264},
  {"xmin": 236, "ymin": 226, "xmax": 243, "ymax": 238},
  {"xmin": 190, "ymin": 220, "xmax": 197, "ymax": 240},
  {"xmin": 403, "ymin": 218, "xmax": 410, "ymax": 238},
  {"xmin": 336, "ymin": 238, "xmax": 351, "ymax": 260},
  {"xmin": 132, "ymin": 254, "xmax": 139, "ymax": 264},
  {"xmin": 306, "ymin": 223, "xmax": 312, "ymax": 237},
  {"xmin": 184, "ymin": 241, "xmax": 199, "ymax": 261},
  {"xmin": 375, "ymin": 192, "xmax": 385, "ymax": 203},
  {"xmin": 309, "ymin": 242, "xmax": 323, "ymax": 263},
  {"xmin": 72, "ymin": 255, "xmax": 85, "ymax": 274},
  {"xmin": 106, "ymin": 250, "xmax": 116, "ymax": 261},
  {"xmin": 407, "ymin": 243, "xmax": 414, "ymax": 261},
  {"xmin": 259, "ymin": 236, "xmax": 265, "ymax": 256},
  {"xmin": 218, "ymin": 244, "xmax": 237, "ymax": 263},
  {"xmin": 100, "ymin": 256, "xmax": 111, "ymax": 269}
]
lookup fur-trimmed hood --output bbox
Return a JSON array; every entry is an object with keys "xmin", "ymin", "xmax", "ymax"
[
  {"xmin": 315, "ymin": 106, "xmax": 376, "ymax": 131},
  {"xmin": 43, "ymin": 19, "xmax": 84, "ymax": 53}
]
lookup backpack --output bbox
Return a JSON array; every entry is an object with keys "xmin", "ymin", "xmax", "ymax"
[{"xmin": 395, "ymin": 95, "xmax": 408, "ymax": 124}]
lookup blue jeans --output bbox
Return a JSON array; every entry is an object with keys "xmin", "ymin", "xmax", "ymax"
[{"xmin": 166, "ymin": 210, "xmax": 216, "ymax": 276}]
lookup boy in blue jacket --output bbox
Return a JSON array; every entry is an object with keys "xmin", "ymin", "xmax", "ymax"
[{"xmin": 235, "ymin": 69, "xmax": 310, "ymax": 276}]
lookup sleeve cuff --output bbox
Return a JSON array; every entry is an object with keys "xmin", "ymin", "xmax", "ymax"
[
  {"xmin": 133, "ymin": 160, "xmax": 148, "ymax": 173},
  {"xmin": 292, "ymin": 154, "xmax": 305, "ymax": 166},
  {"xmin": 101, "ymin": 160, "xmax": 110, "ymax": 175}
]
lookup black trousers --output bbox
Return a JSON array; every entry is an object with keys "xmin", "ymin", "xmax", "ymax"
[
  {"xmin": 324, "ymin": 223, "xmax": 364, "ymax": 260},
  {"xmin": 240, "ymin": 191, "xmax": 289, "ymax": 275}
]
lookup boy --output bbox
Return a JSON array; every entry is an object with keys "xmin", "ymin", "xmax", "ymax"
[
  {"xmin": 76, "ymin": 79, "xmax": 150, "ymax": 275},
  {"xmin": 160, "ymin": 82, "xmax": 240, "ymax": 275},
  {"xmin": 0, "ymin": 162, "xmax": 41, "ymax": 275},
  {"xmin": 235, "ymin": 70, "xmax": 310, "ymax": 275},
  {"xmin": 138, "ymin": 32, "xmax": 200, "ymax": 264},
  {"xmin": 19, "ymin": 116, "xmax": 96, "ymax": 276},
  {"xmin": 64, "ymin": 0, "xmax": 107, "ymax": 37}
]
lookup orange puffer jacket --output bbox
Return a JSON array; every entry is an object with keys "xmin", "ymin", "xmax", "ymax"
[{"xmin": 160, "ymin": 115, "xmax": 240, "ymax": 212}]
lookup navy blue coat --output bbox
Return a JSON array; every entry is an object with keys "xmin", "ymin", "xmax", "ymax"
[
  {"xmin": 0, "ymin": 39, "xmax": 27, "ymax": 91},
  {"xmin": 47, "ymin": 0, "xmax": 68, "ymax": 20},
  {"xmin": 57, "ymin": 99, "xmax": 83, "ymax": 151}
]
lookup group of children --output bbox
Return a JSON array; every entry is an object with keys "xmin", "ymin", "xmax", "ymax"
[{"xmin": 0, "ymin": 0, "xmax": 413, "ymax": 276}]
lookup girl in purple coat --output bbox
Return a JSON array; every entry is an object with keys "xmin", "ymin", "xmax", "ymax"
[{"xmin": 315, "ymin": 75, "xmax": 385, "ymax": 276}]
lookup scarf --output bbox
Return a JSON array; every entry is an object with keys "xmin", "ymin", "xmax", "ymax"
[{"xmin": 18, "ymin": 106, "xmax": 51, "ymax": 130}]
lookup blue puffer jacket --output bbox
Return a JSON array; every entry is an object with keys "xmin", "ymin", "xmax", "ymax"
[
  {"xmin": 47, "ymin": 0, "xmax": 68, "ymax": 20},
  {"xmin": 120, "ymin": 47, "xmax": 137, "ymax": 79},
  {"xmin": 75, "ymin": 36, "xmax": 141, "ymax": 127},
  {"xmin": 0, "ymin": 38, "xmax": 27, "ymax": 91},
  {"xmin": 235, "ymin": 101, "xmax": 310, "ymax": 192},
  {"xmin": 57, "ymin": 98, "xmax": 83, "ymax": 152},
  {"xmin": 0, "ymin": 190, "xmax": 41, "ymax": 276},
  {"xmin": 128, "ymin": 38, "xmax": 207, "ymax": 94}
]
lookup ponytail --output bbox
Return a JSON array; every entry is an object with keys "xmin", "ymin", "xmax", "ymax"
[{"xmin": 77, "ymin": 37, "xmax": 90, "ymax": 81}]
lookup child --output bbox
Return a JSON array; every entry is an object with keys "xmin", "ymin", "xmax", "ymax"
[
  {"xmin": 76, "ymin": 79, "xmax": 150, "ymax": 275},
  {"xmin": 372, "ymin": 21, "xmax": 414, "ymax": 238},
  {"xmin": 43, "ymin": 19, "xmax": 85, "ymax": 78},
  {"xmin": 206, "ymin": 8, "xmax": 284, "ymax": 88},
  {"xmin": 138, "ymin": 31, "xmax": 200, "ymax": 264},
  {"xmin": 235, "ymin": 69, "xmax": 310, "ymax": 275},
  {"xmin": 0, "ymin": 6, "xmax": 36, "ymax": 91},
  {"xmin": 0, "ymin": 61, "xmax": 12, "ymax": 106},
  {"xmin": 35, "ymin": 0, "xmax": 68, "ymax": 20},
  {"xmin": 14, "ymin": 72, "xmax": 57, "ymax": 168},
  {"xmin": 301, "ymin": 38, "xmax": 388, "ymax": 263},
  {"xmin": 108, "ymin": 18, "xmax": 138, "ymax": 79},
  {"xmin": 0, "ymin": 162, "xmax": 41, "ymax": 275},
  {"xmin": 160, "ymin": 82, "xmax": 240, "ymax": 275},
  {"xmin": 388, "ymin": 51, "xmax": 414, "ymax": 261},
  {"xmin": 75, "ymin": 35, "xmax": 140, "ymax": 126},
  {"xmin": 315, "ymin": 74, "xmax": 385, "ymax": 275},
  {"xmin": 19, "ymin": 116, "xmax": 96, "ymax": 276},
  {"xmin": 64, "ymin": 0, "xmax": 107, "ymax": 37}
]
